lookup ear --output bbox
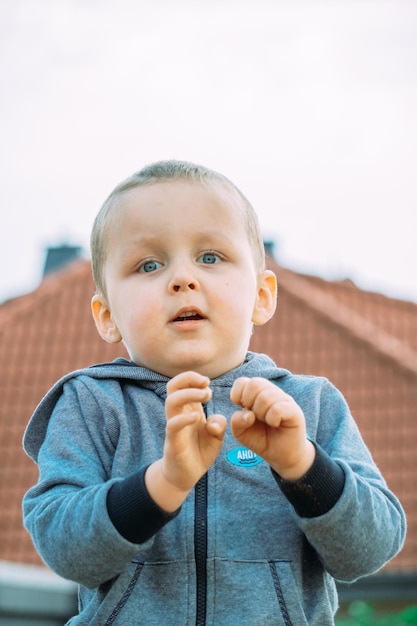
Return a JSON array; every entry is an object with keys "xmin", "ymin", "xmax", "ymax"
[
  {"xmin": 251, "ymin": 270, "xmax": 277, "ymax": 326},
  {"xmin": 91, "ymin": 294, "xmax": 122, "ymax": 344}
]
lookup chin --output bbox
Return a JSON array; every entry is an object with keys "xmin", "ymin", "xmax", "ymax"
[{"xmin": 169, "ymin": 357, "xmax": 218, "ymax": 379}]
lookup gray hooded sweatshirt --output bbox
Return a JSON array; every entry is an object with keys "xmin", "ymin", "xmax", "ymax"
[{"xmin": 23, "ymin": 352, "xmax": 406, "ymax": 625}]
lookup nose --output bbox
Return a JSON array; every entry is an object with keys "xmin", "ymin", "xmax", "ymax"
[
  {"xmin": 172, "ymin": 282, "xmax": 196, "ymax": 292},
  {"xmin": 168, "ymin": 265, "xmax": 200, "ymax": 294}
]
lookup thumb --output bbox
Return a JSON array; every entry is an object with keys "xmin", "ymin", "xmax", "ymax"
[
  {"xmin": 206, "ymin": 414, "xmax": 227, "ymax": 440},
  {"xmin": 230, "ymin": 409, "xmax": 256, "ymax": 439}
]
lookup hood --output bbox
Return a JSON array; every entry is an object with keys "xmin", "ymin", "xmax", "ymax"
[{"xmin": 23, "ymin": 352, "xmax": 289, "ymax": 461}]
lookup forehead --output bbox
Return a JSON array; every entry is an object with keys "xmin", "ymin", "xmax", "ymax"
[{"xmin": 109, "ymin": 179, "xmax": 248, "ymax": 233}]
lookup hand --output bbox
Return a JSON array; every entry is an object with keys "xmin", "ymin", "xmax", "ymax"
[
  {"xmin": 230, "ymin": 377, "xmax": 315, "ymax": 480},
  {"xmin": 145, "ymin": 371, "xmax": 226, "ymax": 511}
]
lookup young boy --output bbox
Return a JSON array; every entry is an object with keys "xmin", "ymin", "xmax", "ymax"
[{"xmin": 23, "ymin": 160, "xmax": 406, "ymax": 625}]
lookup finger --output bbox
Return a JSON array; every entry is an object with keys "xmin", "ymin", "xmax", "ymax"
[
  {"xmin": 250, "ymin": 387, "xmax": 283, "ymax": 424},
  {"xmin": 263, "ymin": 396, "xmax": 304, "ymax": 429},
  {"xmin": 230, "ymin": 409, "xmax": 257, "ymax": 438},
  {"xmin": 233, "ymin": 379, "xmax": 292, "ymax": 425},
  {"xmin": 165, "ymin": 386, "xmax": 212, "ymax": 418},
  {"xmin": 230, "ymin": 377, "xmax": 250, "ymax": 406},
  {"xmin": 231, "ymin": 377, "xmax": 273, "ymax": 411},
  {"xmin": 206, "ymin": 414, "xmax": 227, "ymax": 440},
  {"xmin": 263, "ymin": 402, "xmax": 283, "ymax": 428},
  {"xmin": 167, "ymin": 371, "xmax": 210, "ymax": 394},
  {"xmin": 165, "ymin": 411, "xmax": 201, "ymax": 435}
]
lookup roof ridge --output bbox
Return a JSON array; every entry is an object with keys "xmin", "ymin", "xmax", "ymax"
[{"xmin": 276, "ymin": 266, "xmax": 417, "ymax": 378}]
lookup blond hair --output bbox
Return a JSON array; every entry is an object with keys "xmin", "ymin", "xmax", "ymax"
[{"xmin": 90, "ymin": 160, "xmax": 265, "ymax": 295}]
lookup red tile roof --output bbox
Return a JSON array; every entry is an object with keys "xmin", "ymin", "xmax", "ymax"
[{"xmin": 1, "ymin": 258, "xmax": 416, "ymax": 572}]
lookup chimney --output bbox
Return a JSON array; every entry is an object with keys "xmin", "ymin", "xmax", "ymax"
[
  {"xmin": 42, "ymin": 244, "xmax": 83, "ymax": 278},
  {"xmin": 263, "ymin": 240, "xmax": 276, "ymax": 260}
]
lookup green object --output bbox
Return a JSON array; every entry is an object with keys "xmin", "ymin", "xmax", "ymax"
[{"xmin": 335, "ymin": 603, "xmax": 417, "ymax": 625}]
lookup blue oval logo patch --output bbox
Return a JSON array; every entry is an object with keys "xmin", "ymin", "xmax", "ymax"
[{"xmin": 226, "ymin": 447, "xmax": 263, "ymax": 468}]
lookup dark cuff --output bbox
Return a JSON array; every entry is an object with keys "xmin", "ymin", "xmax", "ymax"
[
  {"xmin": 107, "ymin": 466, "xmax": 181, "ymax": 543},
  {"xmin": 272, "ymin": 443, "xmax": 345, "ymax": 518}
]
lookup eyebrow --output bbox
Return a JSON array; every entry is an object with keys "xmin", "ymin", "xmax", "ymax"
[{"xmin": 119, "ymin": 230, "xmax": 238, "ymax": 255}]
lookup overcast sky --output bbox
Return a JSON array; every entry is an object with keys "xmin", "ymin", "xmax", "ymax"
[{"xmin": 1, "ymin": 0, "xmax": 416, "ymax": 304}]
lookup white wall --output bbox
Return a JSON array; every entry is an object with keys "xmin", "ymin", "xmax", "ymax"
[{"xmin": 0, "ymin": 561, "xmax": 77, "ymax": 626}]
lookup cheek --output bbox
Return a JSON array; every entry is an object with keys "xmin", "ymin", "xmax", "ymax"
[
  {"xmin": 228, "ymin": 273, "xmax": 258, "ymax": 302},
  {"xmin": 133, "ymin": 294, "xmax": 165, "ymax": 334},
  {"xmin": 217, "ymin": 282, "xmax": 257, "ymax": 319}
]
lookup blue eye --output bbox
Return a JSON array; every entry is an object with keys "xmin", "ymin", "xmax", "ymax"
[
  {"xmin": 140, "ymin": 260, "xmax": 162, "ymax": 273},
  {"xmin": 199, "ymin": 252, "xmax": 221, "ymax": 265}
]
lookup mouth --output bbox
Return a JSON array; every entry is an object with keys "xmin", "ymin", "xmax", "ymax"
[{"xmin": 171, "ymin": 307, "xmax": 206, "ymax": 323}]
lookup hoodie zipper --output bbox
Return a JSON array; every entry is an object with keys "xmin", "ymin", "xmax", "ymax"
[{"xmin": 194, "ymin": 472, "xmax": 208, "ymax": 626}]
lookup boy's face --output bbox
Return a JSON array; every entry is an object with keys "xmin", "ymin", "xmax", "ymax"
[{"xmin": 92, "ymin": 180, "xmax": 276, "ymax": 379}]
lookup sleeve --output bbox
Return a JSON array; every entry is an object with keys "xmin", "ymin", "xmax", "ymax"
[
  {"xmin": 106, "ymin": 466, "xmax": 180, "ymax": 543},
  {"xmin": 272, "ymin": 442, "xmax": 346, "ymax": 517},
  {"xmin": 276, "ymin": 377, "xmax": 407, "ymax": 583},
  {"xmin": 22, "ymin": 379, "xmax": 177, "ymax": 588}
]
